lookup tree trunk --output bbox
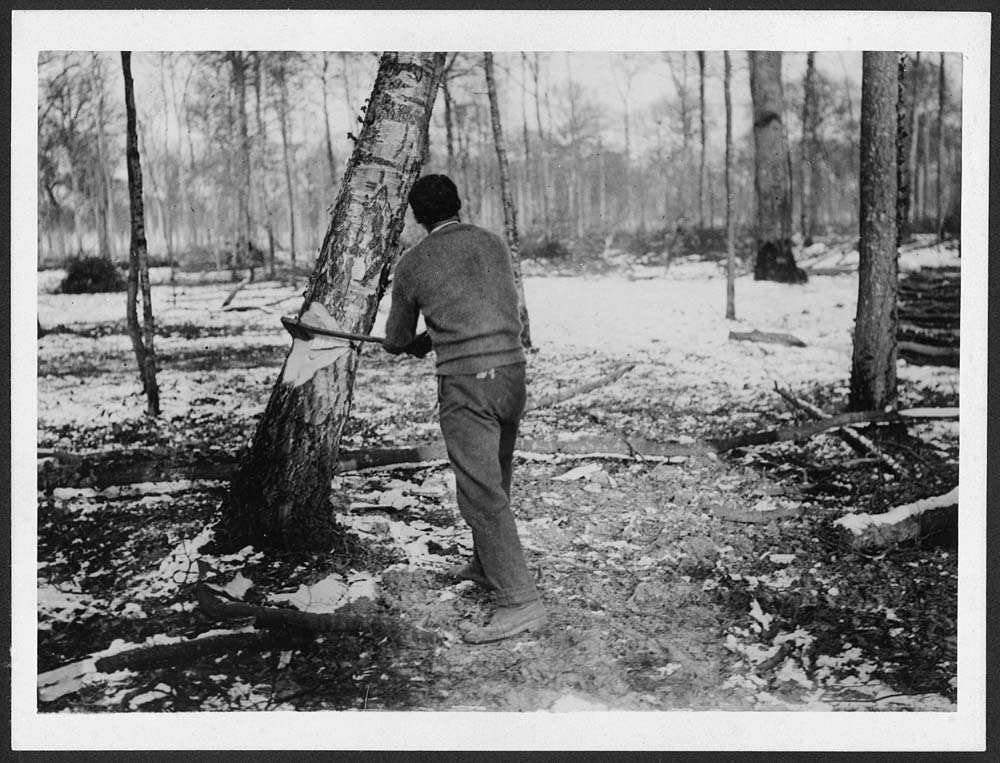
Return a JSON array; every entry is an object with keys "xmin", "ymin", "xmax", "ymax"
[
  {"xmin": 229, "ymin": 52, "xmax": 252, "ymax": 280},
  {"xmin": 121, "ymin": 52, "xmax": 160, "ymax": 416},
  {"xmin": 277, "ymin": 62, "xmax": 297, "ymax": 277},
  {"xmin": 850, "ymin": 51, "xmax": 899, "ymax": 412},
  {"xmin": 907, "ymin": 52, "xmax": 920, "ymax": 228},
  {"xmin": 91, "ymin": 55, "xmax": 116, "ymax": 260},
  {"xmin": 895, "ymin": 52, "xmax": 915, "ymax": 245},
  {"xmin": 749, "ymin": 51, "xmax": 805, "ymax": 283},
  {"xmin": 442, "ymin": 78, "xmax": 456, "ymax": 177},
  {"xmin": 484, "ymin": 53, "xmax": 532, "ymax": 349},
  {"xmin": 157, "ymin": 54, "xmax": 176, "ymax": 266},
  {"xmin": 252, "ymin": 54, "xmax": 276, "ymax": 279},
  {"xmin": 321, "ymin": 53, "xmax": 338, "ymax": 188},
  {"xmin": 520, "ymin": 53, "xmax": 533, "ymax": 228},
  {"xmin": 724, "ymin": 51, "xmax": 736, "ymax": 320},
  {"xmin": 531, "ymin": 53, "xmax": 550, "ymax": 228},
  {"xmin": 597, "ymin": 137, "xmax": 607, "ymax": 226},
  {"xmin": 936, "ymin": 53, "xmax": 946, "ymax": 242},
  {"xmin": 221, "ymin": 52, "xmax": 446, "ymax": 551},
  {"xmin": 697, "ymin": 51, "xmax": 707, "ymax": 231},
  {"xmin": 800, "ymin": 52, "xmax": 819, "ymax": 245}
]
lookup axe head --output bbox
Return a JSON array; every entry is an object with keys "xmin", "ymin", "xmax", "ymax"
[{"xmin": 281, "ymin": 315, "xmax": 316, "ymax": 341}]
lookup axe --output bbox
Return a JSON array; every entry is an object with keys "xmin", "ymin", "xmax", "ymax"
[{"xmin": 280, "ymin": 315, "xmax": 385, "ymax": 345}]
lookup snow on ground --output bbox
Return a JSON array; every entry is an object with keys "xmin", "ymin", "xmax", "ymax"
[{"xmin": 32, "ymin": 241, "xmax": 963, "ymax": 716}]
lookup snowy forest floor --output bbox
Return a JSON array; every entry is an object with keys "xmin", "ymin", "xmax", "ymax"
[{"xmin": 34, "ymin": 238, "xmax": 961, "ymax": 713}]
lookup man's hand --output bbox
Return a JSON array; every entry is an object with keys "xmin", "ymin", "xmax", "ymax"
[{"xmin": 404, "ymin": 331, "xmax": 433, "ymax": 358}]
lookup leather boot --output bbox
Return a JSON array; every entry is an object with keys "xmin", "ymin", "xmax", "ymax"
[{"xmin": 463, "ymin": 599, "xmax": 547, "ymax": 643}]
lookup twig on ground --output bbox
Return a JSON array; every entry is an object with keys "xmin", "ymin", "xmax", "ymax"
[{"xmin": 525, "ymin": 363, "xmax": 636, "ymax": 412}]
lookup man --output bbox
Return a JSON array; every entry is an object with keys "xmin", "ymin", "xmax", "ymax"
[{"xmin": 383, "ymin": 174, "xmax": 546, "ymax": 644}]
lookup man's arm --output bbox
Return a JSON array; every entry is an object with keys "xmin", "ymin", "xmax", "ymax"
[{"xmin": 383, "ymin": 269, "xmax": 430, "ymax": 357}]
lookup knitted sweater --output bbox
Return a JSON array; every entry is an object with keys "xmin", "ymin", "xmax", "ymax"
[{"xmin": 384, "ymin": 222, "xmax": 525, "ymax": 375}]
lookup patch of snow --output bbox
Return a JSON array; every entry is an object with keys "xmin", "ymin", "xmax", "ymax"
[
  {"xmin": 345, "ymin": 571, "xmax": 380, "ymax": 602},
  {"xmin": 549, "ymin": 693, "xmax": 610, "ymax": 712},
  {"xmin": 552, "ymin": 462, "xmax": 603, "ymax": 481},
  {"xmin": 775, "ymin": 659, "xmax": 814, "ymax": 689},
  {"xmin": 98, "ymin": 480, "xmax": 222, "ymax": 498},
  {"xmin": 119, "ymin": 602, "xmax": 147, "ymax": 620},
  {"xmin": 137, "ymin": 527, "xmax": 214, "ymax": 594},
  {"xmin": 218, "ymin": 571, "xmax": 254, "ymax": 601},
  {"xmin": 129, "ymin": 683, "xmax": 173, "ymax": 708},
  {"xmin": 749, "ymin": 599, "xmax": 773, "ymax": 631},
  {"xmin": 833, "ymin": 486, "xmax": 959, "ymax": 534},
  {"xmin": 37, "ymin": 584, "xmax": 101, "ymax": 625},
  {"xmin": 268, "ymin": 573, "xmax": 348, "ymax": 613}
]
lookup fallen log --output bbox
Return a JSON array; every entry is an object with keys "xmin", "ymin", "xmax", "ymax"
[
  {"xmin": 832, "ymin": 486, "xmax": 958, "ymax": 549},
  {"xmin": 40, "ymin": 404, "xmax": 958, "ymax": 488},
  {"xmin": 713, "ymin": 504, "xmax": 802, "ymax": 524},
  {"xmin": 196, "ymin": 585, "xmax": 437, "ymax": 644},
  {"xmin": 37, "ymin": 628, "xmax": 289, "ymax": 702},
  {"xmin": 774, "ymin": 387, "xmax": 907, "ymax": 477},
  {"xmin": 38, "ymin": 448, "xmax": 238, "ymax": 491},
  {"xmin": 898, "ymin": 341, "xmax": 960, "ymax": 367},
  {"xmin": 729, "ymin": 330, "xmax": 806, "ymax": 348},
  {"xmin": 803, "ymin": 266, "xmax": 856, "ymax": 277},
  {"xmin": 525, "ymin": 363, "xmax": 635, "ymax": 412},
  {"xmin": 94, "ymin": 631, "xmax": 289, "ymax": 674},
  {"xmin": 220, "ymin": 275, "xmax": 251, "ymax": 308}
]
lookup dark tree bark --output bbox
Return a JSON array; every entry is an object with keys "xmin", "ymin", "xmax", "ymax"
[
  {"xmin": 896, "ymin": 52, "xmax": 915, "ymax": 245},
  {"xmin": 121, "ymin": 52, "xmax": 160, "ymax": 417},
  {"xmin": 799, "ymin": 52, "xmax": 820, "ymax": 245},
  {"xmin": 850, "ymin": 51, "xmax": 899, "ymax": 412},
  {"xmin": 484, "ymin": 52, "xmax": 532, "ymax": 349},
  {"xmin": 697, "ymin": 51, "xmax": 707, "ymax": 231},
  {"xmin": 320, "ymin": 53, "xmax": 338, "ymax": 188},
  {"xmin": 724, "ymin": 51, "xmax": 736, "ymax": 320},
  {"xmin": 520, "ymin": 52, "xmax": 533, "ymax": 227},
  {"xmin": 252, "ymin": 54, "xmax": 277, "ymax": 279},
  {"xmin": 530, "ymin": 53, "xmax": 550, "ymax": 228},
  {"xmin": 275, "ymin": 57, "xmax": 298, "ymax": 277},
  {"xmin": 221, "ymin": 52, "xmax": 446, "ymax": 551},
  {"xmin": 907, "ymin": 52, "xmax": 921, "ymax": 229},
  {"xmin": 936, "ymin": 53, "xmax": 946, "ymax": 242},
  {"xmin": 441, "ymin": 56, "xmax": 458, "ymax": 177},
  {"xmin": 227, "ymin": 52, "xmax": 253, "ymax": 280},
  {"xmin": 749, "ymin": 51, "xmax": 806, "ymax": 283}
]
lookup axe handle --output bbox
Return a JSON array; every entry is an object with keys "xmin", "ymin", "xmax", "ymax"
[{"xmin": 281, "ymin": 316, "xmax": 385, "ymax": 344}]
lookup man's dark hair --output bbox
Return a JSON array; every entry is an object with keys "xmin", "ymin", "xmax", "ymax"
[{"xmin": 408, "ymin": 174, "xmax": 461, "ymax": 227}]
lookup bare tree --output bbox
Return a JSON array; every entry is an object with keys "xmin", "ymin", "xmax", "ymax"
[
  {"xmin": 252, "ymin": 53, "xmax": 277, "ymax": 277},
  {"xmin": 611, "ymin": 53, "xmax": 641, "ymax": 230},
  {"xmin": 268, "ymin": 53, "xmax": 300, "ymax": 278},
  {"xmin": 484, "ymin": 52, "xmax": 532, "ymax": 349},
  {"xmin": 748, "ymin": 51, "xmax": 806, "ymax": 283},
  {"xmin": 226, "ymin": 52, "xmax": 253, "ymax": 279},
  {"xmin": 320, "ymin": 53, "xmax": 338, "ymax": 188},
  {"xmin": 724, "ymin": 51, "xmax": 736, "ymax": 320},
  {"xmin": 799, "ymin": 52, "xmax": 820, "ymax": 245},
  {"xmin": 907, "ymin": 52, "xmax": 921, "ymax": 229},
  {"xmin": 221, "ymin": 52, "xmax": 446, "ymax": 551},
  {"xmin": 121, "ymin": 52, "xmax": 160, "ymax": 416},
  {"xmin": 697, "ymin": 51, "xmax": 707, "ymax": 230},
  {"xmin": 528, "ymin": 53, "xmax": 550, "ymax": 228},
  {"xmin": 936, "ymin": 53, "xmax": 946, "ymax": 242},
  {"xmin": 850, "ymin": 51, "xmax": 899, "ymax": 412},
  {"xmin": 896, "ymin": 52, "xmax": 915, "ymax": 244}
]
